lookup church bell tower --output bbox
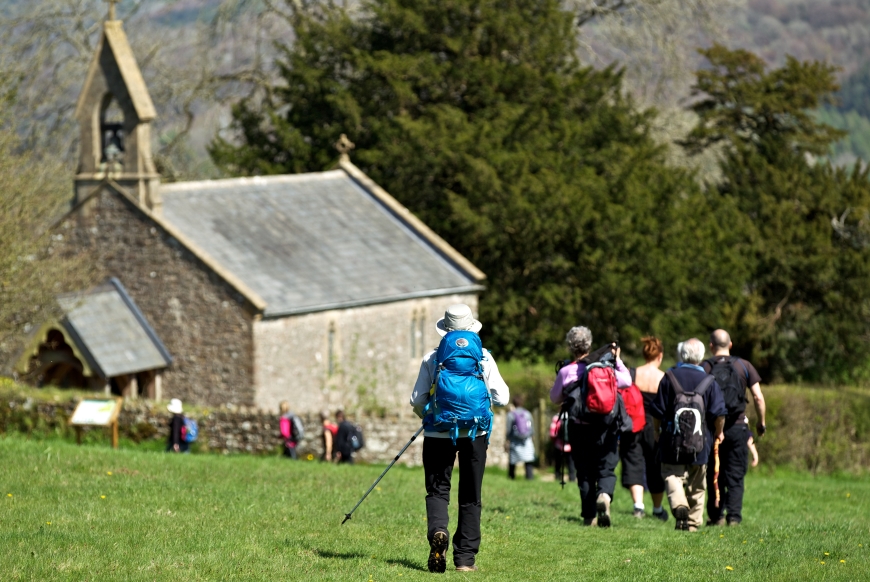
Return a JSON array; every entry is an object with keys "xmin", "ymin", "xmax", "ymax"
[{"xmin": 74, "ymin": 1, "xmax": 161, "ymax": 213}]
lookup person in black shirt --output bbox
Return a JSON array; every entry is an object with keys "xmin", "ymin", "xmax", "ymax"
[
  {"xmin": 166, "ymin": 398, "xmax": 189, "ymax": 453},
  {"xmin": 703, "ymin": 329, "xmax": 766, "ymax": 526},
  {"xmin": 334, "ymin": 410, "xmax": 355, "ymax": 464}
]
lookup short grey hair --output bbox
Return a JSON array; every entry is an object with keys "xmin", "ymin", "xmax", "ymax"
[
  {"xmin": 566, "ymin": 326, "xmax": 592, "ymax": 357},
  {"xmin": 680, "ymin": 338, "xmax": 705, "ymax": 365}
]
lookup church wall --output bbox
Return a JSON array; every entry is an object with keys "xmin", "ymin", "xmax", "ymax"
[
  {"xmin": 57, "ymin": 190, "xmax": 255, "ymax": 406},
  {"xmin": 253, "ymin": 294, "xmax": 479, "ymax": 415}
]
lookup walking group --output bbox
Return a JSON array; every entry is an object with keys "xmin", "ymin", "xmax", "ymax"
[{"xmin": 409, "ymin": 304, "xmax": 767, "ymax": 573}]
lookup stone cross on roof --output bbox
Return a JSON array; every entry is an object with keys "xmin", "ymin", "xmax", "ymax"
[
  {"xmin": 106, "ymin": 0, "xmax": 119, "ymax": 21},
  {"xmin": 335, "ymin": 133, "xmax": 355, "ymax": 160}
]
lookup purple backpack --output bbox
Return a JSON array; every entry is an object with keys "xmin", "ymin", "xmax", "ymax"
[{"xmin": 512, "ymin": 409, "xmax": 533, "ymax": 439}]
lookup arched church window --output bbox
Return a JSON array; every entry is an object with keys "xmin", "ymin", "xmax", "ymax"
[{"xmin": 100, "ymin": 95, "xmax": 125, "ymax": 164}]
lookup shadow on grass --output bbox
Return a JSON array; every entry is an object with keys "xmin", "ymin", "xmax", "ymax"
[
  {"xmin": 386, "ymin": 558, "xmax": 427, "ymax": 571},
  {"xmin": 313, "ymin": 548, "xmax": 367, "ymax": 560}
]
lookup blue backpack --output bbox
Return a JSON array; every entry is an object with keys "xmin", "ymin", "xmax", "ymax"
[
  {"xmin": 182, "ymin": 417, "xmax": 198, "ymax": 443},
  {"xmin": 422, "ymin": 330, "xmax": 493, "ymax": 444}
]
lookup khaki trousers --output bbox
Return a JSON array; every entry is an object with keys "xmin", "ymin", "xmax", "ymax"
[{"xmin": 661, "ymin": 463, "xmax": 707, "ymax": 527}]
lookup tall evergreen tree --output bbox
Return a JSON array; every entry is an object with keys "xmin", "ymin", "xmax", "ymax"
[
  {"xmin": 684, "ymin": 45, "xmax": 870, "ymax": 381},
  {"xmin": 211, "ymin": 0, "xmax": 740, "ymax": 360}
]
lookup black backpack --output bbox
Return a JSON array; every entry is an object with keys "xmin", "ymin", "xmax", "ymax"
[
  {"xmin": 665, "ymin": 370, "xmax": 715, "ymax": 464},
  {"xmin": 349, "ymin": 423, "xmax": 365, "ymax": 451},
  {"xmin": 705, "ymin": 357, "xmax": 749, "ymax": 416}
]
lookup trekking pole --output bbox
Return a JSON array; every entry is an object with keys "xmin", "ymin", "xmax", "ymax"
[
  {"xmin": 341, "ymin": 425, "xmax": 425, "ymax": 525},
  {"xmin": 713, "ymin": 440, "xmax": 721, "ymax": 508},
  {"xmin": 560, "ymin": 411, "xmax": 569, "ymax": 490}
]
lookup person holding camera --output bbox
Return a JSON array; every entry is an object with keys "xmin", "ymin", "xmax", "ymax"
[{"xmin": 702, "ymin": 329, "xmax": 766, "ymax": 526}]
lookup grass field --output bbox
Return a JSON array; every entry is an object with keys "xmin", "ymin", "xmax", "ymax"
[{"xmin": 1, "ymin": 435, "xmax": 868, "ymax": 581}]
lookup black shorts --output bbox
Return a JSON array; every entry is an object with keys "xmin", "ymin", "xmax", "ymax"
[{"xmin": 619, "ymin": 418, "xmax": 664, "ymax": 494}]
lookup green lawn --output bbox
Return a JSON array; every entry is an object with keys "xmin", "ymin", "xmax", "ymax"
[{"xmin": 1, "ymin": 436, "xmax": 868, "ymax": 581}]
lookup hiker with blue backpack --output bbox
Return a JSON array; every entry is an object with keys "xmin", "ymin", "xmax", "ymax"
[
  {"xmin": 410, "ymin": 304, "xmax": 509, "ymax": 573},
  {"xmin": 166, "ymin": 398, "xmax": 197, "ymax": 453},
  {"xmin": 550, "ymin": 326, "xmax": 634, "ymax": 527},
  {"xmin": 650, "ymin": 338, "xmax": 727, "ymax": 532},
  {"xmin": 506, "ymin": 395, "xmax": 535, "ymax": 480}
]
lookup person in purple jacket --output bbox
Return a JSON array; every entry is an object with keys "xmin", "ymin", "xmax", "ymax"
[{"xmin": 550, "ymin": 326, "xmax": 633, "ymax": 527}]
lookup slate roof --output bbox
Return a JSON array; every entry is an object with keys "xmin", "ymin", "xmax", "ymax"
[
  {"xmin": 160, "ymin": 170, "xmax": 483, "ymax": 317},
  {"xmin": 57, "ymin": 278, "xmax": 172, "ymax": 378}
]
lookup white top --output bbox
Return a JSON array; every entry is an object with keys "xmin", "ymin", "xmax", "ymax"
[{"xmin": 409, "ymin": 348, "xmax": 510, "ymax": 438}]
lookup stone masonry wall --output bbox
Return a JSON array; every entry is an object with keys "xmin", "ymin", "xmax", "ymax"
[
  {"xmin": 0, "ymin": 396, "xmax": 510, "ymax": 467},
  {"xmin": 56, "ymin": 189, "xmax": 255, "ymax": 406},
  {"xmin": 253, "ymin": 294, "xmax": 479, "ymax": 415}
]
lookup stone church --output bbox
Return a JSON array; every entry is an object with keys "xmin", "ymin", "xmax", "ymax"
[{"xmin": 20, "ymin": 12, "xmax": 485, "ymax": 414}]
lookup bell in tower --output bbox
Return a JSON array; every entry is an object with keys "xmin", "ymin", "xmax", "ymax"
[
  {"xmin": 74, "ymin": 3, "xmax": 161, "ymax": 214},
  {"xmin": 100, "ymin": 96, "xmax": 125, "ymax": 168}
]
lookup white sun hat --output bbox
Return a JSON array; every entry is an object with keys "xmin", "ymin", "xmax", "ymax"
[
  {"xmin": 435, "ymin": 304, "xmax": 483, "ymax": 337},
  {"xmin": 167, "ymin": 398, "xmax": 183, "ymax": 414}
]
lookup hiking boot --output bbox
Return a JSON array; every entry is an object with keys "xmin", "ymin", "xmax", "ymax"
[
  {"xmin": 674, "ymin": 506, "xmax": 689, "ymax": 531},
  {"xmin": 596, "ymin": 493, "xmax": 611, "ymax": 528},
  {"xmin": 652, "ymin": 508, "xmax": 669, "ymax": 522},
  {"xmin": 687, "ymin": 525, "xmax": 699, "ymax": 532},
  {"xmin": 428, "ymin": 531, "xmax": 448, "ymax": 573},
  {"xmin": 582, "ymin": 517, "xmax": 598, "ymax": 526},
  {"xmin": 707, "ymin": 517, "xmax": 726, "ymax": 527},
  {"xmin": 455, "ymin": 565, "xmax": 478, "ymax": 572},
  {"xmin": 632, "ymin": 508, "xmax": 645, "ymax": 519},
  {"xmin": 728, "ymin": 519, "xmax": 741, "ymax": 527}
]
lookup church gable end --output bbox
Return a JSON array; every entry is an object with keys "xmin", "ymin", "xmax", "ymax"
[{"xmin": 56, "ymin": 185, "xmax": 256, "ymax": 407}]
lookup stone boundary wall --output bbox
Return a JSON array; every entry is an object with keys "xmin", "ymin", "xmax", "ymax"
[{"xmin": 0, "ymin": 397, "xmax": 510, "ymax": 468}]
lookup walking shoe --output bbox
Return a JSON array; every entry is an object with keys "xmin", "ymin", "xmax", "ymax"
[
  {"xmin": 673, "ymin": 506, "xmax": 689, "ymax": 531},
  {"xmin": 687, "ymin": 525, "xmax": 699, "ymax": 532},
  {"xmin": 596, "ymin": 493, "xmax": 611, "ymax": 528},
  {"xmin": 428, "ymin": 531, "xmax": 448, "ymax": 573},
  {"xmin": 652, "ymin": 508, "xmax": 669, "ymax": 522},
  {"xmin": 455, "ymin": 565, "xmax": 478, "ymax": 572},
  {"xmin": 728, "ymin": 519, "xmax": 741, "ymax": 527},
  {"xmin": 632, "ymin": 508, "xmax": 645, "ymax": 519},
  {"xmin": 707, "ymin": 517, "xmax": 726, "ymax": 527},
  {"xmin": 582, "ymin": 517, "xmax": 598, "ymax": 526}
]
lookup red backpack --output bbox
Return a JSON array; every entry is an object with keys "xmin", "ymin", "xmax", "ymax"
[
  {"xmin": 584, "ymin": 362, "xmax": 618, "ymax": 415},
  {"xmin": 619, "ymin": 384, "xmax": 646, "ymax": 433}
]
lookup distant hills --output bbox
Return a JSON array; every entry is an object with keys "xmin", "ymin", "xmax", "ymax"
[{"xmin": 2, "ymin": 0, "xmax": 868, "ymax": 173}]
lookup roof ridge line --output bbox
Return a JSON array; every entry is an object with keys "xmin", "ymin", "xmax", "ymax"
[
  {"xmin": 160, "ymin": 170, "xmax": 346, "ymax": 193},
  {"xmin": 338, "ymin": 159, "xmax": 486, "ymax": 283}
]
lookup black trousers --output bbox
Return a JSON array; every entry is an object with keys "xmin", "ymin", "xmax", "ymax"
[
  {"xmin": 569, "ymin": 423, "xmax": 619, "ymax": 519},
  {"xmin": 619, "ymin": 419, "xmax": 665, "ymax": 494},
  {"xmin": 508, "ymin": 463, "xmax": 534, "ymax": 480},
  {"xmin": 423, "ymin": 436, "xmax": 487, "ymax": 568},
  {"xmin": 707, "ymin": 422, "xmax": 749, "ymax": 523},
  {"xmin": 283, "ymin": 442, "xmax": 298, "ymax": 459}
]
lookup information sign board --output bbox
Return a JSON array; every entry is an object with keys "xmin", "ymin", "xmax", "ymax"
[{"xmin": 69, "ymin": 398, "xmax": 123, "ymax": 448}]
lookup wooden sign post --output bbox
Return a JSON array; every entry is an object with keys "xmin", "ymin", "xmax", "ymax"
[{"xmin": 69, "ymin": 397, "xmax": 124, "ymax": 449}]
